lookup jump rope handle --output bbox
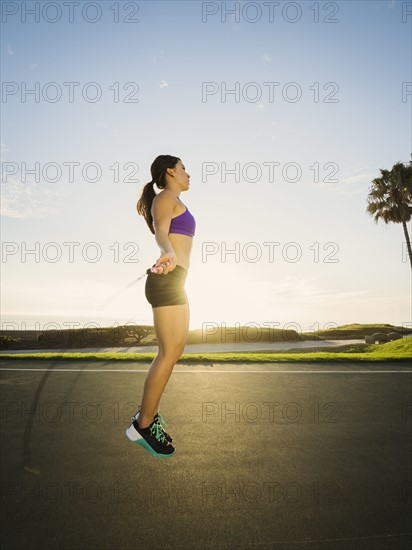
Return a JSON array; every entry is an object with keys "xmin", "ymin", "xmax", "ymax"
[
  {"xmin": 147, "ymin": 262, "xmax": 169, "ymax": 275},
  {"xmin": 97, "ymin": 262, "xmax": 170, "ymax": 310}
]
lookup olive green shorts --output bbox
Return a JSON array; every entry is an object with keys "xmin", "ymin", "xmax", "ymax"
[{"xmin": 144, "ymin": 265, "xmax": 188, "ymax": 308}]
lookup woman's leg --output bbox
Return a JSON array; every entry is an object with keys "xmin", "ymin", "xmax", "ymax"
[{"xmin": 138, "ymin": 302, "xmax": 189, "ymax": 429}]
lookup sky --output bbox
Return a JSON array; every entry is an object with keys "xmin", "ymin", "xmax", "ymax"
[{"xmin": 1, "ymin": 0, "xmax": 411, "ymax": 334}]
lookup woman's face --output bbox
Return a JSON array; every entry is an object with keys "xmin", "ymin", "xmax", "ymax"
[{"xmin": 169, "ymin": 160, "xmax": 190, "ymax": 190}]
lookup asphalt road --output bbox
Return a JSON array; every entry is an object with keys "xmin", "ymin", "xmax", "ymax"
[{"xmin": 0, "ymin": 359, "xmax": 411, "ymax": 550}]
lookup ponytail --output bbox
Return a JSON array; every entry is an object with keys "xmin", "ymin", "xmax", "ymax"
[
  {"xmin": 136, "ymin": 155, "xmax": 181, "ymax": 235},
  {"xmin": 136, "ymin": 180, "xmax": 157, "ymax": 234}
]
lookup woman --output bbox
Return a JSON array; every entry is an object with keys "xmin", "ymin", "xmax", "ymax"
[{"xmin": 125, "ymin": 155, "xmax": 195, "ymax": 458}]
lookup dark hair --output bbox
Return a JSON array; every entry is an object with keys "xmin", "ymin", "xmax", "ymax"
[{"xmin": 136, "ymin": 155, "xmax": 181, "ymax": 234}]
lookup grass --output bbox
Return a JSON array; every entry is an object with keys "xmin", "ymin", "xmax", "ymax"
[
  {"xmin": 0, "ymin": 336, "xmax": 410, "ymax": 363},
  {"xmin": 301, "ymin": 322, "xmax": 407, "ymax": 339}
]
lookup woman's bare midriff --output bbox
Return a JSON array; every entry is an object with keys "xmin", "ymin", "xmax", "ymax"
[{"xmin": 167, "ymin": 232, "xmax": 193, "ymax": 272}]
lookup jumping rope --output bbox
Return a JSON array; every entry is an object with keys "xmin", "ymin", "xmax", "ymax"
[{"xmin": 95, "ymin": 262, "xmax": 170, "ymax": 311}]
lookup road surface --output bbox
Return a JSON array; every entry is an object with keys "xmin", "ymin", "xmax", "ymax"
[{"xmin": 0, "ymin": 359, "xmax": 411, "ymax": 549}]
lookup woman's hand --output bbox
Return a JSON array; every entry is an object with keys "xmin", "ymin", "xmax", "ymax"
[{"xmin": 151, "ymin": 252, "xmax": 178, "ymax": 275}]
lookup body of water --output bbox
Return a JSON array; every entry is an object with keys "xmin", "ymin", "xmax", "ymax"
[{"xmin": 0, "ymin": 339, "xmax": 371, "ymax": 354}]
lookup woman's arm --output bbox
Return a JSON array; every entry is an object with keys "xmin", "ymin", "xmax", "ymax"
[
  {"xmin": 155, "ymin": 228, "xmax": 175, "ymax": 255},
  {"xmin": 151, "ymin": 190, "xmax": 178, "ymax": 274}
]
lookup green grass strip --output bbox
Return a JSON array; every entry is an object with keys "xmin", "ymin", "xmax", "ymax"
[
  {"xmin": 1, "ymin": 337, "xmax": 410, "ymax": 363},
  {"xmin": 0, "ymin": 351, "xmax": 411, "ymax": 362}
]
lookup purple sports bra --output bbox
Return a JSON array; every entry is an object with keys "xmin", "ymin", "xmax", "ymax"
[{"xmin": 168, "ymin": 197, "xmax": 196, "ymax": 238}]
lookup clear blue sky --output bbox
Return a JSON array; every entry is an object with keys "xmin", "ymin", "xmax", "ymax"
[{"xmin": 1, "ymin": 0, "xmax": 411, "ymax": 334}]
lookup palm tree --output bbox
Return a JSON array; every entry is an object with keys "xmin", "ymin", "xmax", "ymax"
[{"xmin": 366, "ymin": 159, "xmax": 412, "ymax": 270}]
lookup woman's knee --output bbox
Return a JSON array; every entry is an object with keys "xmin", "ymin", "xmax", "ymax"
[{"xmin": 157, "ymin": 344, "xmax": 185, "ymax": 361}]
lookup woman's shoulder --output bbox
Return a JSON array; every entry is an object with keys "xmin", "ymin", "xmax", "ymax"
[
  {"xmin": 154, "ymin": 189, "xmax": 177, "ymax": 203},
  {"xmin": 151, "ymin": 189, "xmax": 179, "ymax": 215}
]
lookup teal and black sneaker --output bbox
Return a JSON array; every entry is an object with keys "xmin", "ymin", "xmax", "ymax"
[
  {"xmin": 132, "ymin": 410, "xmax": 173, "ymax": 443},
  {"xmin": 154, "ymin": 412, "xmax": 173, "ymax": 443},
  {"xmin": 125, "ymin": 415, "xmax": 175, "ymax": 458}
]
